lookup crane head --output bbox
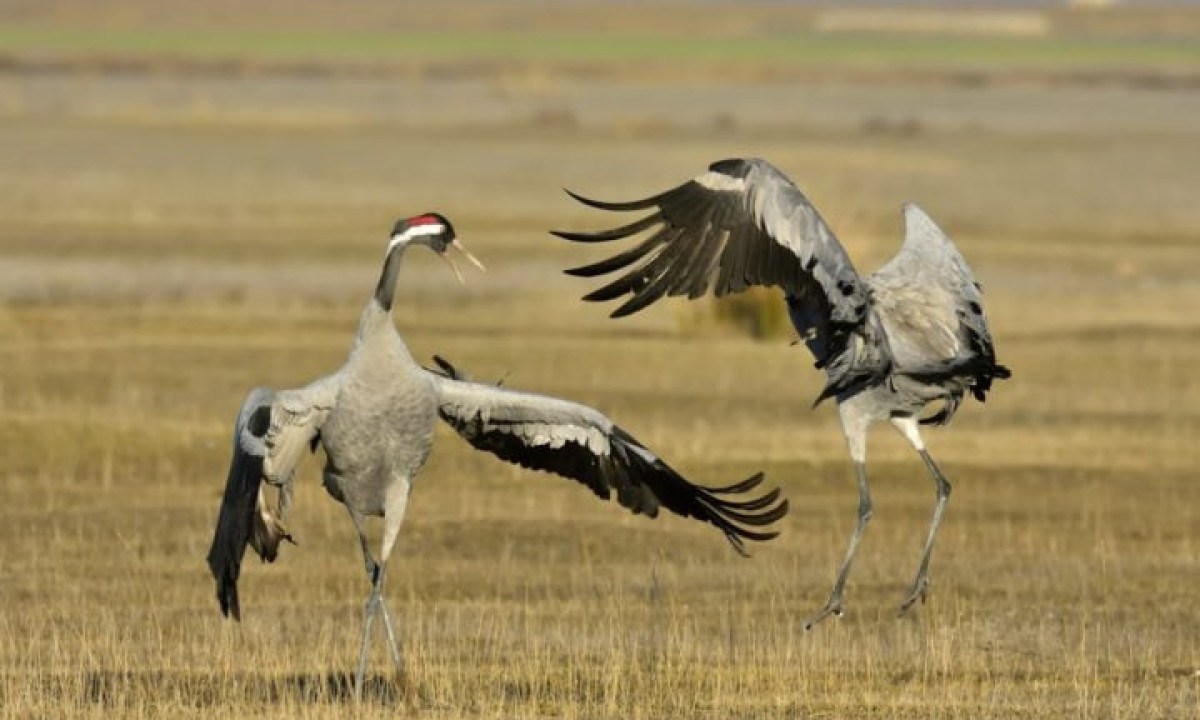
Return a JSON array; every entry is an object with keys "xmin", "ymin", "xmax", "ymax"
[{"xmin": 389, "ymin": 212, "xmax": 486, "ymax": 284}]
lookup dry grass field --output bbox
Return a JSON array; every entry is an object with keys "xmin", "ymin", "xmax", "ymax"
[{"xmin": 0, "ymin": 2, "xmax": 1197, "ymax": 718}]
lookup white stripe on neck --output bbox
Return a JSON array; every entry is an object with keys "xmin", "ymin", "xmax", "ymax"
[{"xmin": 388, "ymin": 223, "xmax": 446, "ymax": 252}]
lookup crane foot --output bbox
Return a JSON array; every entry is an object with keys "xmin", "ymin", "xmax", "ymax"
[
  {"xmin": 802, "ymin": 598, "xmax": 844, "ymax": 631},
  {"xmin": 897, "ymin": 575, "xmax": 931, "ymax": 615}
]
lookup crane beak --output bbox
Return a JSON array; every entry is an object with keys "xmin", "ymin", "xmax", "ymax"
[
  {"xmin": 440, "ymin": 239, "xmax": 486, "ymax": 284},
  {"xmin": 452, "ymin": 239, "xmax": 486, "ymax": 272},
  {"xmin": 439, "ymin": 253, "xmax": 466, "ymax": 284}
]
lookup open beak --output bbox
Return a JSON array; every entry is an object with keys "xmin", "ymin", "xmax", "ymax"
[
  {"xmin": 452, "ymin": 239, "xmax": 486, "ymax": 272},
  {"xmin": 440, "ymin": 239, "xmax": 486, "ymax": 284}
]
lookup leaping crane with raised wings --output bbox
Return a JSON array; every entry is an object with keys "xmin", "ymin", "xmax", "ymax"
[{"xmin": 555, "ymin": 157, "xmax": 1009, "ymax": 628}]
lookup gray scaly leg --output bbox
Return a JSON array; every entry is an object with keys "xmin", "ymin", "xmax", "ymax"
[
  {"xmin": 347, "ymin": 509, "xmax": 380, "ymax": 702},
  {"xmin": 350, "ymin": 481, "xmax": 411, "ymax": 701},
  {"xmin": 354, "ymin": 563, "xmax": 383, "ymax": 702},
  {"xmin": 804, "ymin": 461, "xmax": 872, "ymax": 630},
  {"xmin": 898, "ymin": 449, "xmax": 951, "ymax": 614},
  {"xmin": 374, "ymin": 566, "xmax": 404, "ymax": 673}
]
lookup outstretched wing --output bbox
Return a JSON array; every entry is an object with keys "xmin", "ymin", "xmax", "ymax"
[
  {"xmin": 429, "ymin": 361, "xmax": 788, "ymax": 555},
  {"xmin": 554, "ymin": 157, "xmax": 869, "ymax": 328},
  {"xmin": 869, "ymin": 204, "xmax": 1010, "ymax": 417},
  {"xmin": 205, "ymin": 375, "xmax": 341, "ymax": 620}
]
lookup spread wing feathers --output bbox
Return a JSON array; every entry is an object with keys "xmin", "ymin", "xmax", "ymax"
[
  {"xmin": 869, "ymin": 204, "xmax": 1011, "ymax": 414},
  {"xmin": 556, "ymin": 157, "xmax": 888, "ymax": 402},
  {"xmin": 206, "ymin": 375, "xmax": 340, "ymax": 620},
  {"xmin": 430, "ymin": 365, "xmax": 787, "ymax": 555},
  {"xmin": 554, "ymin": 157, "xmax": 870, "ymax": 329},
  {"xmin": 261, "ymin": 374, "xmax": 341, "ymax": 486}
]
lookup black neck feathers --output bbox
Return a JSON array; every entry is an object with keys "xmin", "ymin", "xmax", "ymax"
[{"xmin": 373, "ymin": 241, "xmax": 406, "ymax": 311}]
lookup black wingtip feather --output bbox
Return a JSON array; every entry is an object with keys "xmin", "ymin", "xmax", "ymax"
[
  {"xmin": 583, "ymin": 273, "xmax": 645, "ymax": 304},
  {"xmin": 727, "ymin": 535, "xmax": 751, "ymax": 558},
  {"xmin": 565, "ymin": 234, "xmax": 665, "ymax": 279},
  {"xmin": 611, "ymin": 294, "xmax": 654, "ymax": 319},
  {"xmin": 563, "ymin": 188, "xmax": 662, "ymax": 212},
  {"xmin": 552, "ymin": 212, "xmax": 662, "ymax": 244},
  {"xmin": 711, "ymin": 486, "xmax": 782, "ymax": 511},
  {"xmin": 705, "ymin": 472, "xmax": 767, "ymax": 495},
  {"xmin": 713, "ymin": 497, "xmax": 790, "ymax": 527},
  {"xmin": 565, "ymin": 261, "xmax": 618, "ymax": 278},
  {"xmin": 553, "ymin": 230, "xmax": 600, "ymax": 243}
]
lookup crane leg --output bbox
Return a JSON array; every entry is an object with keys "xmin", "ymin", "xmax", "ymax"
[
  {"xmin": 898, "ymin": 449, "xmax": 951, "ymax": 615},
  {"xmin": 372, "ymin": 477, "xmax": 410, "ymax": 676},
  {"xmin": 347, "ymin": 508, "xmax": 406, "ymax": 703},
  {"xmin": 375, "ymin": 490, "xmax": 408, "ymax": 676},
  {"xmin": 348, "ymin": 509, "xmax": 378, "ymax": 703},
  {"xmin": 803, "ymin": 460, "xmax": 871, "ymax": 630},
  {"xmin": 375, "ymin": 576, "xmax": 404, "ymax": 674},
  {"xmin": 351, "ymin": 562, "xmax": 405, "ymax": 702},
  {"xmin": 350, "ymin": 480, "xmax": 411, "ymax": 702},
  {"xmin": 354, "ymin": 561, "xmax": 383, "ymax": 702},
  {"xmin": 890, "ymin": 416, "xmax": 952, "ymax": 615}
]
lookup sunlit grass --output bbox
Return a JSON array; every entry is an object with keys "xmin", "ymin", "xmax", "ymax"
[{"xmin": 0, "ymin": 295, "xmax": 1197, "ymax": 718}]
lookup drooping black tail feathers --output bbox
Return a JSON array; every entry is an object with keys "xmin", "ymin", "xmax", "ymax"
[
  {"xmin": 207, "ymin": 388, "xmax": 283, "ymax": 621},
  {"xmin": 207, "ymin": 442, "xmax": 265, "ymax": 621},
  {"xmin": 970, "ymin": 362, "xmax": 1012, "ymax": 402},
  {"xmin": 914, "ymin": 359, "xmax": 1011, "ymax": 426}
]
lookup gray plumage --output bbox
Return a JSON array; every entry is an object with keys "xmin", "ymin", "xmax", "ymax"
[
  {"xmin": 554, "ymin": 157, "xmax": 1010, "ymax": 627},
  {"xmin": 206, "ymin": 212, "xmax": 787, "ymax": 699}
]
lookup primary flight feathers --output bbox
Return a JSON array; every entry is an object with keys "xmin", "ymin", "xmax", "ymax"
[
  {"xmin": 430, "ymin": 356, "xmax": 787, "ymax": 555},
  {"xmin": 555, "ymin": 157, "xmax": 1008, "ymax": 413}
]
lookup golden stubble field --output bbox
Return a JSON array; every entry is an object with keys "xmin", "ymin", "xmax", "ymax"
[{"xmin": 0, "ymin": 3, "xmax": 1198, "ymax": 718}]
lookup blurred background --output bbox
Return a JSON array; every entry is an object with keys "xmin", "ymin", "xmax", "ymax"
[{"xmin": 0, "ymin": 1, "xmax": 1197, "ymax": 717}]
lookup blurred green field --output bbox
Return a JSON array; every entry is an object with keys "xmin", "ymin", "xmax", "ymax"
[
  {"xmin": 1, "ymin": 25, "xmax": 1198, "ymax": 69},
  {"xmin": 3, "ymin": 0, "xmax": 1200, "ymax": 75},
  {"xmin": 0, "ymin": 2, "xmax": 1198, "ymax": 718}
]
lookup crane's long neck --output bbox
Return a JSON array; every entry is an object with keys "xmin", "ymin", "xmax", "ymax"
[
  {"xmin": 373, "ymin": 237, "xmax": 412, "ymax": 313},
  {"xmin": 352, "ymin": 236, "xmax": 414, "ymax": 346}
]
